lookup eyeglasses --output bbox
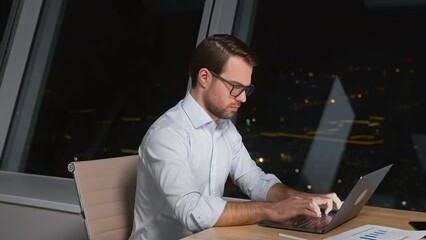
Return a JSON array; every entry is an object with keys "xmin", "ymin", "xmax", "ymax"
[{"xmin": 209, "ymin": 70, "xmax": 255, "ymax": 97}]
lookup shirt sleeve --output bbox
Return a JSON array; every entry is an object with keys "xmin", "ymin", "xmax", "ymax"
[
  {"xmin": 141, "ymin": 127, "xmax": 226, "ymax": 232},
  {"xmin": 226, "ymin": 126, "xmax": 282, "ymax": 201}
]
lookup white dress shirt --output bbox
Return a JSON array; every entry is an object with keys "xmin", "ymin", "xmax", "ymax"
[{"xmin": 129, "ymin": 92, "xmax": 281, "ymax": 240}]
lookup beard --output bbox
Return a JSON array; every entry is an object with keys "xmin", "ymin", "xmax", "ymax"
[{"xmin": 204, "ymin": 95, "xmax": 237, "ymax": 120}]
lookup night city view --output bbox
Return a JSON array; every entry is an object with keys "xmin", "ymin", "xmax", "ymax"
[
  {"xmin": 226, "ymin": 1, "xmax": 426, "ymax": 212},
  {"xmin": 231, "ymin": 62, "xmax": 426, "ymax": 212},
  {"xmin": 11, "ymin": 0, "xmax": 425, "ymax": 214},
  {"xmin": 237, "ymin": 1, "xmax": 426, "ymax": 211}
]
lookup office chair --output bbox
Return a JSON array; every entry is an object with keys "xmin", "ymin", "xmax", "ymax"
[{"xmin": 68, "ymin": 155, "xmax": 139, "ymax": 240}]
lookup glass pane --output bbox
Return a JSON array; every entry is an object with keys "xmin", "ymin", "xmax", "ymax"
[
  {"xmin": 24, "ymin": 0, "xmax": 203, "ymax": 177},
  {"xmin": 0, "ymin": 0, "xmax": 13, "ymax": 41},
  {"xmin": 0, "ymin": 0, "xmax": 14, "ymax": 59},
  {"xmin": 233, "ymin": 1, "xmax": 426, "ymax": 212}
]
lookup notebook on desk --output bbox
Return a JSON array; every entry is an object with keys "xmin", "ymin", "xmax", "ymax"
[{"xmin": 259, "ymin": 164, "xmax": 393, "ymax": 234}]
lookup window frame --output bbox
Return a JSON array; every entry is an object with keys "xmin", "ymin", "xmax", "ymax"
[{"xmin": 0, "ymin": 0, "xmax": 45, "ymax": 169}]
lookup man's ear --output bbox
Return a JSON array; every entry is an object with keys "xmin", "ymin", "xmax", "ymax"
[{"xmin": 197, "ymin": 68, "xmax": 210, "ymax": 88}]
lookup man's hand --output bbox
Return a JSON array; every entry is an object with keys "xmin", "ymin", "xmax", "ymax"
[
  {"xmin": 310, "ymin": 192, "xmax": 343, "ymax": 215},
  {"xmin": 214, "ymin": 184, "xmax": 343, "ymax": 227},
  {"xmin": 266, "ymin": 183, "xmax": 343, "ymax": 221}
]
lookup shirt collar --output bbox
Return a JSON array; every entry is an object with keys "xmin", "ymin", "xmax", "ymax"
[{"xmin": 182, "ymin": 91, "xmax": 229, "ymax": 131}]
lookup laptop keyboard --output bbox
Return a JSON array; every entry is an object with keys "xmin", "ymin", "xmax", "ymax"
[{"xmin": 291, "ymin": 211, "xmax": 336, "ymax": 229}]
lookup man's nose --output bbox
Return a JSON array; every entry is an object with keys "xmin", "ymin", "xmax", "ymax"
[{"xmin": 235, "ymin": 91, "xmax": 247, "ymax": 103}]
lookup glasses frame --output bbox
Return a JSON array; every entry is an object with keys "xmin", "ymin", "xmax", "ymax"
[{"xmin": 209, "ymin": 70, "xmax": 255, "ymax": 97}]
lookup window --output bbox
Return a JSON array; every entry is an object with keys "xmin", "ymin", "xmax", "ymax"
[
  {"xmin": 0, "ymin": 0, "xmax": 14, "ymax": 69},
  {"xmin": 232, "ymin": 0, "xmax": 426, "ymax": 211},
  {"xmin": 0, "ymin": 0, "xmax": 14, "ymax": 45},
  {"xmin": 3, "ymin": 0, "xmax": 203, "ymax": 177}
]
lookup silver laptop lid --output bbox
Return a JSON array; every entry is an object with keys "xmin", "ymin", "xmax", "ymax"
[{"xmin": 324, "ymin": 164, "xmax": 393, "ymax": 232}]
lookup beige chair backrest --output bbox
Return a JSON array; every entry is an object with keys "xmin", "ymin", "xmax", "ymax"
[{"xmin": 68, "ymin": 155, "xmax": 139, "ymax": 240}]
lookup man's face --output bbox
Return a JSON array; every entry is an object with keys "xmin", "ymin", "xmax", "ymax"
[{"xmin": 203, "ymin": 56, "xmax": 253, "ymax": 121}]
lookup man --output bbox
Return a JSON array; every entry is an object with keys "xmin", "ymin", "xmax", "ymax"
[{"xmin": 129, "ymin": 34, "xmax": 342, "ymax": 240}]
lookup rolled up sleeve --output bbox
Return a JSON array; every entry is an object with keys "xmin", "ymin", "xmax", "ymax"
[
  {"xmin": 236, "ymin": 171, "xmax": 281, "ymax": 201},
  {"xmin": 177, "ymin": 193, "xmax": 226, "ymax": 232},
  {"xmin": 227, "ymin": 127, "xmax": 282, "ymax": 202}
]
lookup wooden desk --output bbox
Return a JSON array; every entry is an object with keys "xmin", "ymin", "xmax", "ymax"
[{"xmin": 184, "ymin": 206, "xmax": 426, "ymax": 239}]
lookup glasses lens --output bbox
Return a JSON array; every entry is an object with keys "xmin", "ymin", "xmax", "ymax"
[
  {"xmin": 230, "ymin": 85, "xmax": 255, "ymax": 97},
  {"xmin": 231, "ymin": 86, "xmax": 244, "ymax": 97},
  {"xmin": 245, "ymin": 85, "xmax": 255, "ymax": 96}
]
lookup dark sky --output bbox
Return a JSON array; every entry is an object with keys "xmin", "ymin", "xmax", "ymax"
[{"xmin": 251, "ymin": 0, "xmax": 426, "ymax": 65}]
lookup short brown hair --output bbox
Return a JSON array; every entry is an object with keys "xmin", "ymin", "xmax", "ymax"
[{"xmin": 188, "ymin": 34, "xmax": 259, "ymax": 88}]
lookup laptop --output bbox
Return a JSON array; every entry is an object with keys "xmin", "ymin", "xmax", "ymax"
[{"xmin": 259, "ymin": 164, "xmax": 393, "ymax": 234}]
